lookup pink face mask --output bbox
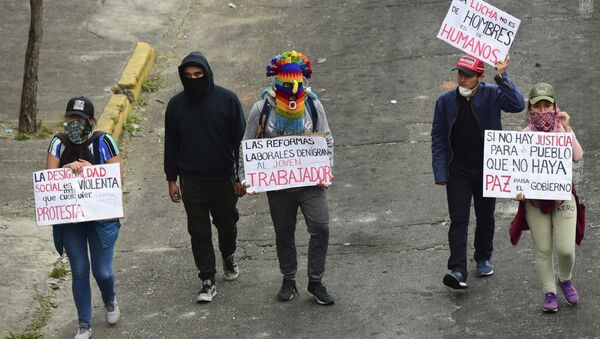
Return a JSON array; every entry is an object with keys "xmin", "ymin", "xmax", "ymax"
[{"xmin": 528, "ymin": 110, "xmax": 557, "ymax": 132}]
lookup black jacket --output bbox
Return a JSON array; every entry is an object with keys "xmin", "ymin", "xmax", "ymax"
[{"xmin": 164, "ymin": 52, "xmax": 246, "ymax": 181}]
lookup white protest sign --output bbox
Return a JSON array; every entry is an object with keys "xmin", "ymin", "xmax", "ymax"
[
  {"xmin": 242, "ymin": 135, "xmax": 332, "ymax": 193},
  {"xmin": 483, "ymin": 130, "xmax": 573, "ymax": 200},
  {"xmin": 33, "ymin": 163, "xmax": 123, "ymax": 226},
  {"xmin": 437, "ymin": 0, "xmax": 521, "ymax": 66}
]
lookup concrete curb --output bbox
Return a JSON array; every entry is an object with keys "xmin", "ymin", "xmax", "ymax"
[
  {"xmin": 97, "ymin": 42, "xmax": 155, "ymax": 142},
  {"xmin": 117, "ymin": 42, "xmax": 156, "ymax": 103},
  {"xmin": 96, "ymin": 94, "xmax": 132, "ymax": 140}
]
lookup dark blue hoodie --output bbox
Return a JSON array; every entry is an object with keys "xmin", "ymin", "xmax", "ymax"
[{"xmin": 164, "ymin": 52, "xmax": 246, "ymax": 181}]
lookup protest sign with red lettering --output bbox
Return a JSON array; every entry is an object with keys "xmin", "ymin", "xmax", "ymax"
[
  {"xmin": 437, "ymin": 0, "xmax": 521, "ymax": 66},
  {"xmin": 242, "ymin": 135, "xmax": 332, "ymax": 193},
  {"xmin": 33, "ymin": 163, "xmax": 123, "ymax": 226},
  {"xmin": 483, "ymin": 130, "xmax": 573, "ymax": 200}
]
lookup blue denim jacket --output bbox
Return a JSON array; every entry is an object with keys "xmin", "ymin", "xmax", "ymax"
[
  {"xmin": 431, "ymin": 72, "xmax": 525, "ymax": 184},
  {"xmin": 52, "ymin": 219, "xmax": 120, "ymax": 255}
]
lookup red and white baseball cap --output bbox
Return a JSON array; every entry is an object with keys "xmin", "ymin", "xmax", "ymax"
[{"xmin": 451, "ymin": 54, "xmax": 485, "ymax": 77}]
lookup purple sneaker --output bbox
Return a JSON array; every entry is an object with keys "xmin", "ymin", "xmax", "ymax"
[
  {"xmin": 543, "ymin": 292, "xmax": 558, "ymax": 313},
  {"xmin": 558, "ymin": 280, "xmax": 579, "ymax": 305}
]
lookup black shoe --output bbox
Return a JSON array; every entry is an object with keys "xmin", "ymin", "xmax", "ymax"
[
  {"xmin": 277, "ymin": 279, "xmax": 299, "ymax": 301},
  {"xmin": 223, "ymin": 254, "xmax": 239, "ymax": 281},
  {"xmin": 443, "ymin": 271, "xmax": 468, "ymax": 290},
  {"xmin": 197, "ymin": 279, "xmax": 217, "ymax": 302},
  {"xmin": 307, "ymin": 282, "xmax": 335, "ymax": 305}
]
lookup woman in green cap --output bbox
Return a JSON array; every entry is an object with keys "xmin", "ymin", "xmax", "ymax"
[{"xmin": 510, "ymin": 83, "xmax": 584, "ymax": 313}]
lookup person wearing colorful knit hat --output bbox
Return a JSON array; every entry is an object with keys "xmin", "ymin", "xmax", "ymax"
[
  {"xmin": 511, "ymin": 83, "xmax": 585, "ymax": 313},
  {"xmin": 238, "ymin": 50, "xmax": 335, "ymax": 305},
  {"xmin": 432, "ymin": 54, "xmax": 525, "ymax": 290}
]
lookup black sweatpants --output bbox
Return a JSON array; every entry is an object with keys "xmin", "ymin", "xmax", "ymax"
[{"xmin": 180, "ymin": 176, "xmax": 239, "ymax": 281}]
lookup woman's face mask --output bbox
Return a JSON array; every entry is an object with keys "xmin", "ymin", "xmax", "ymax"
[
  {"xmin": 528, "ymin": 111, "xmax": 556, "ymax": 132},
  {"xmin": 528, "ymin": 100, "xmax": 556, "ymax": 132},
  {"xmin": 65, "ymin": 119, "xmax": 92, "ymax": 144}
]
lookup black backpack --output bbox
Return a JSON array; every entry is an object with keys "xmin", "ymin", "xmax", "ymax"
[
  {"xmin": 55, "ymin": 131, "xmax": 105, "ymax": 167},
  {"xmin": 256, "ymin": 97, "xmax": 318, "ymax": 138}
]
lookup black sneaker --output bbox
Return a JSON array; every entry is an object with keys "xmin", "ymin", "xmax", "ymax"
[
  {"xmin": 307, "ymin": 282, "xmax": 335, "ymax": 305},
  {"xmin": 223, "ymin": 254, "xmax": 239, "ymax": 281},
  {"xmin": 443, "ymin": 271, "xmax": 468, "ymax": 289},
  {"xmin": 197, "ymin": 279, "xmax": 217, "ymax": 303},
  {"xmin": 277, "ymin": 279, "xmax": 299, "ymax": 301}
]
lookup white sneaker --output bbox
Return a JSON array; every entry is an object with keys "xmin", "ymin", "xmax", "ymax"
[
  {"xmin": 223, "ymin": 254, "xmax": 239, "ymax": 281},
  {"xmin": 105, "ymin": 300, "xmax": 120, "ymax": 325},
  {"xmin": 197, "ymin": 280, "xmax": 217, "ymax": 302},
  {"xmin": 74, "ymin": 323, "xmax": 92, "ymax": 339}
]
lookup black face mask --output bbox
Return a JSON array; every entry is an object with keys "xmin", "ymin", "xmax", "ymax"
[{"xmin": 182, "ymin": 77, "xmax": 208, "ymax": 99}]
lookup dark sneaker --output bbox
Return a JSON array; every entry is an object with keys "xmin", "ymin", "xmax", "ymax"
[
  {"xmin": 543, "ymin": 292, "xmax": 558, "ymax": 313},
  {"xmin": 476, "ymin": 260, "xmax": 494, "ymax": 277},
  {"xmin": 558, "ymin": 280, "xmax": 579, "ymax": 305},
  {"xmin": 197, "ymin": 280, "xmax": 217, "ymax": 303},
  {"xmin": 74, "ymin": 322, "xmax": 92, "ymax": 339},
  {"xmin": 307, "ymin": 282, "xmax": 335, "ymax": 305},
  {"xmin": 277, "ymin": 279, "xmax": 299, "ymax": 301},
  {"xmin": 223, "ymin": 254, "xmax": 239, "ymax": 281},
  {"xmin": 443, "ymin": 271, "xmax": 468, "ymax": 289}
]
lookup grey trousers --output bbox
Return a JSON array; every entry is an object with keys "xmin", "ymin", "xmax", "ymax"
[{"xmin": 266, "ymin": 186, "xmax": 330, "ymax": 282}]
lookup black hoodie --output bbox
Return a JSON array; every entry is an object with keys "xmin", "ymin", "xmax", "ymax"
[{"xmin": 164, "ymin": 52, "xmax": 246, "ymax": 181}]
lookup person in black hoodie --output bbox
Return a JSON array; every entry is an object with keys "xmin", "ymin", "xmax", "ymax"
[{"xmin": 164, "ymin": 51, "xmax": 246, "ymax": 303}]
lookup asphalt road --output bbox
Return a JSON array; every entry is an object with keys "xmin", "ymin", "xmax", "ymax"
[{"xmin": 2, "ymin": 0, "xmax": 600, "ymax": 338}]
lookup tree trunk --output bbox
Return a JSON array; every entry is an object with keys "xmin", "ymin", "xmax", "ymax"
[{"xmin": 18, "ymin": 0, "xmax": 43, "ymax": 134}]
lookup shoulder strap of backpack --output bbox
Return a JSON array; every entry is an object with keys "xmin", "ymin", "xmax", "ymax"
[
  {"xmin": 88, "ymin": 131, "xmax": 105, "ymax": 164},
  {"xmin": 55, "ymin": 132, "xmax": 70, "ymax": 146},
  {"xmin": 306, "ymin": 96, "xmax": 318, "ymax": 132},
  {"xmin": 256, "ymin": 100, "xmax": 271, "ymax": 139}
]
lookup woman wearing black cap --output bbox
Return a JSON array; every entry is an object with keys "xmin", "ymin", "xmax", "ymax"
[{"xmin": 45, "ymin": 96, "xmax": 123, "ymax": 339}]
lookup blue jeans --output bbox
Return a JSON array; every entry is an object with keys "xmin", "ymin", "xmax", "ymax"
[{"xmin": 62, "ymin": 222, "xmax": 117, "ymax": 326}]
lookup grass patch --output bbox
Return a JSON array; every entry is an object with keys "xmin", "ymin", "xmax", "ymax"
[
  {"xmin": 125, "ymin": 111, "xmax": 143, "ymax": 134},
  {"xmin": 14, "ymin": 133, "xmax": 30, "ymax": 141},
  {"xmin": 48, "ymin": 266, "xmax": 69, "ymax": 279},
  {"xmin": 5, "ymin": 295, "xmax": 55, "ymax": 339},
  {"xmin": 4, "ymin": 332, "xmax": 42, "ymax": 339},
  {"xmin": 134, "ymin": 95, "xmax": 147, "ymax": 107},
  {"xmin": 142, "ymin": 75, "xmax": 164, "ymax": 93},
  {"xmin": 10, "ymin": 121, "xmax": 63, "ymax": 141},
  {"xmin": 34, "ymin": 121, "xmax": 63, "ymax": 139}
]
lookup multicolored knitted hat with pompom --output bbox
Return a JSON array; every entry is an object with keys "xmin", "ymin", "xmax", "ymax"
[
  {"xmin": 266, "ymin": 51, "xmax": 313, "ymax": 133},
  {"xmin": 266, "ymin": 50, "xmax": 312, "ymax": 79}
]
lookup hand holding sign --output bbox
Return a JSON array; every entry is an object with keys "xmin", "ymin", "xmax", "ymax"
[
  {"xmin": 558, "ymin": 111, "xmax": 572, "ymax": 132},
  {"xmin": 494, "ymin": 57, "xmax": 509, "ymax": 75},
  {"xmin": 64, "ymin": 159, "xmax": 92, "ymax": 174}
]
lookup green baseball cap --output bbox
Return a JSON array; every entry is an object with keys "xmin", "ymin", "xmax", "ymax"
[{"xmin": 529, "ymin": 83, "xmax": 555, "ymax": 105}]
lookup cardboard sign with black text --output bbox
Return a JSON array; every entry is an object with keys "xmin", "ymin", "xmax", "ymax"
[
  {"xmin": 33, "ymin": 163, "xmax": 123, "ymax": 226},
  {"xmin": 483, "ymin": 130, "xmax": 573, "ymax": 200}
]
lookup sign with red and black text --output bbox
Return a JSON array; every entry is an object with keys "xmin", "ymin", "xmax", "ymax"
[
  {"xmin": 33, "ymin": 163, "xmax": 123, "ymax": 226},
  {"xmin": 437, "ymin": 0, "xmax": 521, "ymax": 66},
  {"xmin": 483, "ymin": 130, "xmax": 573, "ymax": 200},
  {"xmin": 242, "ymin": 135, "xmax": 332, "ymax": 193}
]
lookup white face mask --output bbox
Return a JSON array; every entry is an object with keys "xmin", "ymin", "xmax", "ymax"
[{"xmin": 458, "ymin": 86, "xmax": 474, "ymax": 97}]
